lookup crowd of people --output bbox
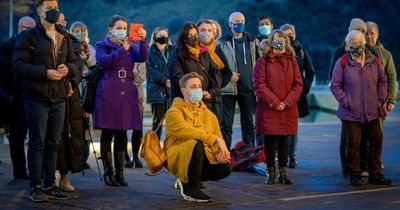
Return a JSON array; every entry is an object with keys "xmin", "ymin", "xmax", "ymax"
[{"xmin": 0, "ymin": 0, "xmax": 397, "ymax": 204}]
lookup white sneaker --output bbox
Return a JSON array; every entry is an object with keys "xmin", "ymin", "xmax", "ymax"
[
  {"xmin": 361, "ymin": 171, "xmax": 369, "ymax": 177},
  {"xmin": 55, "ymin": 170, "xmax": 60, "ymax": 187},
  {"xmin": 3, "ymin": 134, "xmax": 9, "ymax": 144}
]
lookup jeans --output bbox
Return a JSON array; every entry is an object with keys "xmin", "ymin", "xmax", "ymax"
[
  {"xmin": 24, "ymin": 100, "xmax": 65, "ymax": 188},
  {"xmin": 221, "ymin": 94, "xmax": 256, "ymax": 149},
  {"xmin": 342, "ymin": 119, "xmax": 383, "ymax": 176},
  {"xmin": 188, "ymin": 140, "xmax": 232, "ymax": 188}
]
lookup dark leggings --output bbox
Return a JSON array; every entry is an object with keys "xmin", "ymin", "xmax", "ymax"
[
  {"xmin": 127, "ymin": 129, "xmax": 142, "ymax": 158},
  {"xmin": 264, "ymin": 135, "xmax": 289, "ymax": 168},
  {"xmin": 187, "ymin": 140, "xmax": 232, "ymax": 188},
  {"xmin": 100, "ymin": 129, "xmax": 127, "ymax": 157}
]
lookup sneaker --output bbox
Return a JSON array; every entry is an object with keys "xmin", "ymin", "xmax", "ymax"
[
  {"xmin": 176, "ymin": 178, "xmax": 210, "ymax": 203},
  {"xmin": 361, "ymin": 171, "xmax": 369, "ymax": 177},
  {"xmin": 350, "ymin": 175, "xmax": 363, "ymax": 186},
  {"xmin": 45, "ymin": 186, "xmax": 72, "ymax": 200},
  {"xmin": 29, "ymin": 187, "xmax": 49, "ymax": 202},
  {"xmin": 175, "ymin": 181, "xmax": 205, "ymax": 189},
  {"xmin": 133, "ymin": 156, "xmax": 143, "ymax": 168}
]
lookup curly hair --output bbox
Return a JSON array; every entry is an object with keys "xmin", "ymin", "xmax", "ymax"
[{"xmin": 259, "ymin": 29, "xmax": 295, "ymax": 58}]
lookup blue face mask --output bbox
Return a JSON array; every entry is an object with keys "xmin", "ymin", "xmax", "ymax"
[
  {"xmin": 259, "ymin": 25, "xmax": 271, "ymax": 36},
  {"xmin": 188, "ymin": 88, "xmax": 203, "ymax": 104},
  {"xmin": 232, "ymin": 23, "xmax": 245, "ymax": 33}
]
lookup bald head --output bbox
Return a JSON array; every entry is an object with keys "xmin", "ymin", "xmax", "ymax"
[
  {"xmin": 229, "ymin": 12, "xmax": 245, "ymax": 36},
  {"xmin": 18, "ymin": 16, "xmax": 36, "ymax": 33}
]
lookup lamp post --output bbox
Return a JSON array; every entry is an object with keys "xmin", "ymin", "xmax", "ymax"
[{"xmin": 9, "ymin": 0, "xmax": 13, "ymax": 38}]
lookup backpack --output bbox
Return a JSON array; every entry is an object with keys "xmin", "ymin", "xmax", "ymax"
[
  {"xmin": 140, "ymin": 115, "xmax": 167, "ymax": 175},
  {"xmin": 81, "ymin": 43, "xmax": 108, "ymax": 113},
  {"xmin": 230, "ymin": 141, "xmax": 266, "ymax": 172}
]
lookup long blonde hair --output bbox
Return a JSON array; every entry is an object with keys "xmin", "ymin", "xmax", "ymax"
[
  {"xmin": 70, "ymin": 21, "xmax": 90, "ymax": 43},
  {"xmin": 149, "ymin": 27, "xmax": 172, "ymax": 46},
  {"xmin": 259, "ymin": 29, "xmax": 295, "ymax": 58}
]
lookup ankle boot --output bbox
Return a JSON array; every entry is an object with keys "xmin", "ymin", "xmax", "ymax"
[
  {"xmin": 101, "ymin": 152, "xmax": 119, "ymax": 186},
  {"xmin": 125, "ymin": 153, "xmax": 133, "ymax": 168},
  {"xmin": 59, "ymin": 174, "xmax": 75, "ymax": 192},
  {"xmin": 278, "ymin": 167, "xmax": 293, "ymax": 184},
  {"xmin": 350, "ymin": 173, "xmax": 363, "ymax": 186},
  {"xmin": 265, "ymin": 166, "xmax": 275, "ymax": 185},
  {"xmin": 115, "ymin": 151, "xmax": 128, "ymax": 186}
]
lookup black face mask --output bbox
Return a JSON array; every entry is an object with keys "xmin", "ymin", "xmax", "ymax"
[
  {"xmin": 288, "ymin": 36, "xmax": 295, "ymax": 45},
  {"xmin": 349, "ymin": 45, "xmax": 365, "ymax": 57},
  {"xmin": 155, "ymin": 36, "xmax": 169, "ymax": 44},
  {"xmin": 45, "ymin": 9, "xmax": 60, "ymax": 24},
  {"xmin": 185, "ymin": 36, "xmax": 199, "ymax": 47}
]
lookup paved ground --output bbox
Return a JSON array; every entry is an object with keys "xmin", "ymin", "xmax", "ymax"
[{"xmin": 0, "ymin": 108, "xmax": 399, "ymax": 209}]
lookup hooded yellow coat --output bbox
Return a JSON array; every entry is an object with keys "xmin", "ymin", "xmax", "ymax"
[{"xmin": 164, "ymin": 98, "xmax": 221, "ymax": 183}]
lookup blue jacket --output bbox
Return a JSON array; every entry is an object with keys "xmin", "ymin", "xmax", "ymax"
[{"xmin": 146, "ymin": 44, "xmax": 174, "ymax": 104}]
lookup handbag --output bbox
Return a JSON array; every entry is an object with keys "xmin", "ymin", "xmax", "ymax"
[
  {"xmin": 140, "ymin": 115, "xmax": 167, "ymax": 175},
  {"xmin": 82, "ymin": 65, "xmax": 103, "ymax": 113}
]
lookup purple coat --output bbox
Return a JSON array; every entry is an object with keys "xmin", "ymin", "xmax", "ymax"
[
  {"xmin": 93, "ymin": 37, "xmax": 148, "ymax": 130},
  {"xmin": 330, "ymin": 52, "xmax": 387, "ymax": 123}
]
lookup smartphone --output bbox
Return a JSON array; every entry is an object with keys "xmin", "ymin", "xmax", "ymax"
[{"xmin": 129, "ymin": 23, "xmax": 144, "ymax": 41}]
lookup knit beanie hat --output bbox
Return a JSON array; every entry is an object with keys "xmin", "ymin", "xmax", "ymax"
[{"xmin": 348, "ymin": 18, "xmax": 367, "ymax": 32}]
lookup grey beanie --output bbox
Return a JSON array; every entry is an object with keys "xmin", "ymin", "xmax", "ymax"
[{"xmin": 348, "ymin": 18, "xmax": 367, "ymax": 32}]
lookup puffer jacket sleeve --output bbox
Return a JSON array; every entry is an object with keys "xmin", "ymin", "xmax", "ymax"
[
  {"xmin": 283, "ymin": 58, "xmax": 303, "ymax": 108},
  {"xmin": 253, "ymin": 57, "xmax": 281, "ymax": 109},
  {"xmin": 13, "ymin": 30, "xmax": 47, "ymax": 81}
]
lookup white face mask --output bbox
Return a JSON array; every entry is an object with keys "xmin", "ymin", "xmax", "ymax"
[
  {"xmin": 199, "ymin": 31, "xmax": 214, "ymax": 44},
  {"xmin": 113, "ymin": 30, "xmax": 127, "ymax": 40}
]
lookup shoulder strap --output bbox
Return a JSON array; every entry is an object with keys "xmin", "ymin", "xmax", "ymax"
[
  {"xmin": 340, "ymin": 53, "xmax": 348, "ymax": 69},
  {"xmin": 154, "ymin": 114, "xmax": 166, "ymax": 132}
]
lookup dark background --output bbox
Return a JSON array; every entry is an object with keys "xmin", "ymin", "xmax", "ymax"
[{"xmin": 1, "ymin": 0, "xmax": 399, "ymax": 84}]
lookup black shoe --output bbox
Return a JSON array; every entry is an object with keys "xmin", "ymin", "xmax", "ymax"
[
  {"xmin": 103, "ymin": 173, "xmax": 119, "ymax": 186},
  {"xmin": 176, "ymin": 179, "xmax": 210, "ymax": 203},
  {"xmin": 350, "ymin": 175, "xmax": 363, "ymax": 186},
  {"xmin": 125, "ymin": 159, "xmax": 134, "ymax": 168},
  {"xmin": 133, "ymin": 156, "xmax": 143, "ymax": 168},
  {"xmin": 278, "ymin": 167, "xmax": 293, "ymax": 185},
  {"xmin": 288, "ymin": 159, "xmax": 297, "ymax": 168},
  {"xmin": 29, "ymin": 187, "xmax": 49, "ymax": 202},
  {"xmin": 45, "ymin": 186, "xmax": 72, "ymax": 200},
  {"xmin": 368, "ymin": 174, "xmax": 392, "ymax": 185},
  {"xmin": 14, "ymin": 173, "xmax": 30, "ymax": 180}
]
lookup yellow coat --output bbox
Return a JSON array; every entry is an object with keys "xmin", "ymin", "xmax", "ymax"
[{"xmin": 164, "ymin": 98, "xmax": 221, "ymax": 183}]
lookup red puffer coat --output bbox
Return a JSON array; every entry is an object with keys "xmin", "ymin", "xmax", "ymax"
[{"xmin": 253, "ymin": 51, "xmax": 303, "ymax": 135}]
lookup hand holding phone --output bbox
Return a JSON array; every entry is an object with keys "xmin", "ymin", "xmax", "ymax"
[{"xmin": 129, "ymin": 23, "xmax": 145, "ymax": 41}]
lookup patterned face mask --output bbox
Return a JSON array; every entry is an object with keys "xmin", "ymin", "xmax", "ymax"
[
  {"xmin": 349, "ymin": 44, "xmax": 365, "ymax": 57},
  {"xmin": 272, "ymin": 39, "xmax": 286, "ymax": 52}
]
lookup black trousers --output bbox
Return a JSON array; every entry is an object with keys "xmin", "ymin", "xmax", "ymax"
[
  {"xmin": 188, "ymin": 141, "xmax": 232, "ymax": 188},
  {"xmin": 8, "ymin": 97, "xmax": 28, "ymax": 177},
  {"xmin": 151, "ymin": 103, "xmax": 167, "ymax": 139},
  {"xmin": 264, "ymin": 135, "xmax": 289, "ymax": 168},
  {"xmin": 126, "ymin": 129, "xmax": 142, "ymax": 158}
]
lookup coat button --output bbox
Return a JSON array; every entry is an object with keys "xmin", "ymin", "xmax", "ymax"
[
  {"xmin": 121, "ymin": 79, "xmax": 125, "ymax": 82},
  {"xmin": 121, "ymin": 91, "xmax": 125, "ymax": 95}
]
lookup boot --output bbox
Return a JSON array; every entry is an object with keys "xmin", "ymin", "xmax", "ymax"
[
  {"xmin": 115, "ymin": 151, "xmax": 128, "ymax": 186},
  {"xmin": 350, "ymin": 173, "xmax": 363, "ymax": 186},
  {"xmin": 59, "ymin": 174, "xmax": 75, "ymax": 192},
  {"xmin": 368, "ymin": 174, "xmax": 392, "ymax": 185},
  {"xmin": 101, "ymin": 152, "xmax": 119, "ymax": 186},
  {"xmin": 278, "ymin": 167, "xmax": 293, "ymax": 185},
  {"xmin": 265, "ymin": 166, "xmax": 275, "ymax": 185},
  {"xmin": 133, "ymin": 155, "xmax": 143, "ymax": 168}
]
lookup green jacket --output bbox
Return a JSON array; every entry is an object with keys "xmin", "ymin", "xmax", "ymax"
[{"xmin": 369, "ymin": 41, "xmax": 398, "ymax": 104}]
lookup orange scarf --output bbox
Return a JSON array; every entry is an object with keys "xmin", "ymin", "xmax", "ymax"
[
  {"xmin": 186, "ymin": 44, "xmax": 201, "ymax": 59},
  {"xmin": 204, "ymin": 39, "xmax": 225, "ymax": 70}
]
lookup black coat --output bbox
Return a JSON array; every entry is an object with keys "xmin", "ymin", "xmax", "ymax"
[
  {"xmin": 169, "ymin": 48, "xmax": 219, "ymax": 108},
  {"xmin": 146, "ymin": 44, "xmax": 174, "ymax": 104},
  {"xmin": 292, "ymin": 40, "xmax": 315, "ymax": 118},
  {"xmin": 57, "ymin": 31, "xmax": 84, "ymax": 173},
  {"xmin": 12, "ymin": 21, "xmax": 79, "ymax": 103},
  {"xmin": 0, "ymin": 36, "xmax": 16, "ymax": 125}
]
